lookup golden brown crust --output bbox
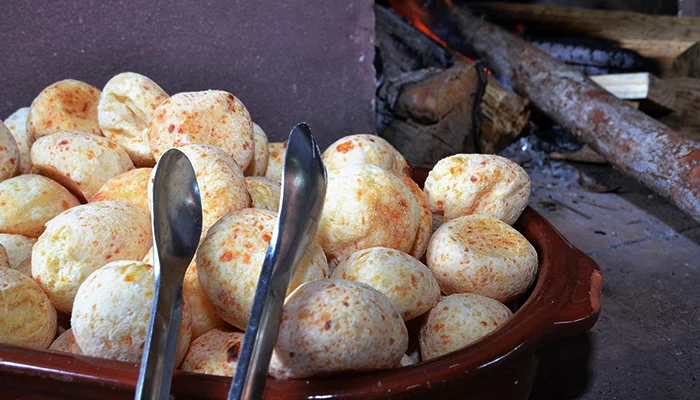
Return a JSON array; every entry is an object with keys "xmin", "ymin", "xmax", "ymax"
[
  {"xmin": 243, "ymin": 123, "xmax": 269, "ymax": 177},
  {"xmin": 269, "ymin": 279, "xmax": 408, "ymax": 379},
  {"xmin": 71, "ymin": 261, "xmax": 191, "ymax": 364},
  {"xmin": 197, "ymin": 208, "xmax": 327, "ymax": 330},
  {"xmin": 316, "ymin": 164, "xmax": 421, "ymax": 265},
  {"xmin": 89, "ymin": 168, "xmax": 152, "ymax": 215},
  {"xmin": 98, "ymin": 72, "xmax": 169, "ymax": 166},
  {"xmin": 180, "ymin": 328, "xmax": 244, "ymax": 377},
  {"xmin": 424, "ymin": 154, "xmax": 530, "ymax": 225},
  {"xmin": 321, "ymin": 134, "xmax": 411, "ymax": 177},
  {"xmin": 419, "ymin": 294, "xmax": 512, "ymax": 360},
  {"xmin": 3, "ymin": 108, "xmax": 32, "ymax": 174},
  {"xmin": 426, "ymin": 215, "xmax": 538, "ymax": 303},
  {"xmin": 30, "ymin": 131, "xmax": 134, "ymax": 202},
  {"xmin": 32, "ymin": 201, "xmax": 151, "ymax": 313},
  {"xmin": 0, "ymin": 174, "xmax": 80, "ymax": 237},
  {"xmin": 147, "ymin": 91, "xmax": 254, "ymax": 169},
  {"xmin": 0, "ymin": 268, "xmax": 57, "ymax": 349},
  {"xmin": 27, "ymin": 79, "xmax": 102, "ymax": 139},
  {"xmin": 0, "ymin": 121, "xmax": 20, "ymax": 181}
]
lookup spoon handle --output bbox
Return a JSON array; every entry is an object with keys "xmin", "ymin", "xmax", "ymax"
[{"xmin": 134, "ymin": 280, "xmax": 183, "ymax": 400}]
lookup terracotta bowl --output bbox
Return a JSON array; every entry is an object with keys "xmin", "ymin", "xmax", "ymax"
[{"xmin": 0, "ymin": 169, "xmax": 602, "ymax": 400}]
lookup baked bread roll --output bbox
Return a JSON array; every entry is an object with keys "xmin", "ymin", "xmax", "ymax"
[
  {"xmin": 243, "ymin": 123, "xmax": 269, "ymax": 177},
  {"xmin": 197, "ymin": 208, "xmax": 327, "ymax": 330},
  {"xmin": 264, "ymin": 141, "xmax": 286, "ymax": 182},
  {"xmin": 180, "ymin": 328, "xmax": 244, "ymax": 377},
  {"xmin": 89, "ymin": 168, "xmax": 152, "ymax": 215},
  {"xmin": 4, "ymin": 107, "xmax": 33, "ymax": 174},
  {"xmin": 316, "ymin": 164, "xmax": 421, "ymax": 266},
  {"xmin": 27, "ymin": 79, "xmax": 102, "ymax": 139},
  {"xmin": 420, "ymin": 293, "xmax": 512, "ymax": 360},
  {"xmin": 270, "ymin": 279, "xmax": 408, "ymax": 379},
  {"xmin": 322, "ymin": 134, "xmax": 410, "ymax": 177},
  {"xmin": 427, "ymin": 215, "xmax": 537, "ymax": 303},
  {"xmin": 0, "ymin": 267, "xmax": 57, "ymax": 349},
  {"xmin": 0, "ymin": 121, "xmax": 19, "ymax": 181},
  {"xmin": 71, "ymin": 260, "xmax": 191, "ymax": 364},
  {"xmin": 244, "ymin": 176, "xmax": 281, "ymax": 212},
  {"xmin": 331, "ymin": 247, "xmax": 439, "ymax": 321},
  {"xmin": 0, "ymin": 174, "xmax": 80, "ymax": 237},
  {"xmin": 98, "ymin": 72, "xmax": 169, "ymax": 166},
  {"xmin": 147, "ymin": 90, "xmax": 254, "ymax": 169},
  {"xmin": 31, "ymin": 131, "xmax": 134, "ymax": 202},
  {"xmin": 32, "ymin": 201, "xmax": 151, "ymax": 313},
  {"xmin": 424, "ymin": 154, "xmax": 530, "ymax": 225}
]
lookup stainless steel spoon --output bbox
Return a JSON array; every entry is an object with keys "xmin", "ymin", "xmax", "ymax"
[
  {"xmin": 228, "ymin": 122, "xmax": 327, "ymax": 400},
  {"xmin": 135, "ymin": 148, "xmax": 203, "ymax": 400}
]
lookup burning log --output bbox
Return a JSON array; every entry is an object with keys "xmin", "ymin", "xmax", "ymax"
[
  {"xmin": 436, "ymin": 4, "xmax": 700, "ymax": 221},
  {"xmin": 375, "ymin": 4, "xmax": 529, "ymax": 165}
]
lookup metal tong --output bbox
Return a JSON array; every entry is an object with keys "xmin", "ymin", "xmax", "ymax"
[
  {"xmin": 135, "ymin": 149, "xmax": 203, "ymax": 400},
  {"xmin": 227, "ymin": 122, "xmax": 327, "ymax": 400}
]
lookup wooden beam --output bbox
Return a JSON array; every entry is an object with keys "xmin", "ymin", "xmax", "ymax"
[
  {"xmin": 590, "ymin": 73, "xmax": 676, "ymax": 112},
  {"xmin": 670, "ymin": 40, "xmax": 700, "ymax": 78},
  {"xmin": 467, "ymin": 2, "xmax": 700, "ymax": 75}
]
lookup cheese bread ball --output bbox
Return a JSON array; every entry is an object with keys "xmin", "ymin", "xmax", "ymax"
[
  {"xmin": 72, "ymin": 261, "xmax": 192, "ymax": 364},
  {"xmin": 197, "ymin": 208, "xmax": 328, "ymax": 330},
  {"xmin": 245, "ymin": 177, "xmax": 281, "ymax": 212},
  {"xmin": 31, "ymin": 131, "xmax": 134, "ymax": 202},
  {"xmin": 322, "ymin": 134, "xmax": 411, "ymax": 177},
  {"xmin": 4, "ymin": 107, "xmax": 33, "ymax": 174},
  {"xmin": 147, "ymin": 90, "xmax": 254, "ymax": 168},
  {"xmin": 317, "ymin": 164, "xmax": 421, "ymax": 266},
  {"xmin": 419, "ymin": 294, "xmax": 512, "ymax": 360},
  {"xmin": 0, "ymin": 268, "xmax": 57, "ymax": 349},
  {"xmin": 0, "ymin": 174, "xmax": 80, "ymax": 237},
  {"xmin": 0, "ymin": 121, "xmax": 19, "ymax": 181},
  {"xmin": 427, "ymin": 215, "xmax": 537, "ymax": 303},
  {"xmin": 89, "ymin": 168, "xmax": 152, "ymax": 215},
  {"xmin": 393, "ymin": 173, "xmax": 432, "ymax": 260},
  {"xmin": 243, "ymin": 123, "xmax": 269, "ymax": 177},
  {"xmin": 49, "ymin": 328, "xmax": 83, "ymax": 354},
  {"xmin": 264, "ymin": 142, "xmax": 286, "ymax": 182},
  {"xmin": 27, "ymin": 79, "xmax": 102, "ymax": 139},
  {"xmin": 424, "ymin": 154, "xmax": 530, "ymax": 225},
  {"xmin": 98, "ymin": 72, "xmax": 169, "ymax": 166},
  {"xmin": 0, "ymin": 234, "xmax": 36, "ymax": 269},
  {"xmin": 331, "ymin": 247, "xmax": 439, "ymax": 321},
  {"xmin": 0, "ymin": 244, "xmax": 8, "ymax": 268},
  {"xmin": 143, "ymin": 249, "xmax": 227, "ymax": 339},
  {"xmin": 269, "ymin": 279, "xmax": 407, "ymax": 379},
  {"xmin": 180, "ymin": 328, "xmax": 244, "ymax": 377},
  {"xmin": 160, "ymin": 144, "xmax": 250, "ymax": 231},
  {"xmin": 32, "ymin": 201, "xmax": 151, "ymax": 313}
]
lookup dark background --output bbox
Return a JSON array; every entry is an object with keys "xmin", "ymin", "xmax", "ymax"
[{"xmin": 0, "ymin": 0, "xmax": 376, "ymax": 149}]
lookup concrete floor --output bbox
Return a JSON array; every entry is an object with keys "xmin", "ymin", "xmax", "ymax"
[{"xmin": 519, "ymin": 159, "xmax": 700, "ymax": 399}]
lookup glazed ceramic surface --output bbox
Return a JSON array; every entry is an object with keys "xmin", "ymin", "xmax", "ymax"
[{"xmin": 0, "ymin": 169, "xmax": 602, "ymax": 400}]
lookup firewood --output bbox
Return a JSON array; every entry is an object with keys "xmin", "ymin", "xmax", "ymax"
[
  {"xmin": 445, "ymin": 5, "xmax": 700, "ymax": 221},
  {"xmin": 670, "ymin": 40, "xmax": 700, "ymax": 78},
  {"xmin": 549, "ymin": 145, "xmax": 607, "ymax": 164},
  {"xmin": 375, "ymin": 5, "xmax": 528, "ymax": 162},
  {"xmin": 480, "ymin": 76, "xmax": 530, "ymax": 154},
  {"xmin": 382, "ymin": 61, "xmax": 485, "ymax": 168},
  {"xmin": 468, "ymin": 2, "xmax": 700, "ymax": 75},
  {"xmin": 590, "ymin": 73, "xmax": 676, "ymax": 113}
]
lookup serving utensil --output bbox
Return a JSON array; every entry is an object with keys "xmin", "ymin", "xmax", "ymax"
[
  {"xmin": 227, "ymin": 122, "xmax": 327, "ymax": 400},
  {"xmin": 135, "ymin": 148, "xmax": 203, "ymax": 400}
]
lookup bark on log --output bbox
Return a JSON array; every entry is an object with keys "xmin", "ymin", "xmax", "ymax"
[
  {"xmin": 450, "ymin": 6, "xmax": 700, "ymax": 221},
  {"xmin": 375, "ymin": 5, "xmax": 528, "ymax": 160}
]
